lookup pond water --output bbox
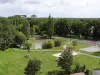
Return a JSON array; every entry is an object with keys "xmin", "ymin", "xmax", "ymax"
[{"xmin": 34, "ymin": 40, "xmax": 46, "ymax": 49}]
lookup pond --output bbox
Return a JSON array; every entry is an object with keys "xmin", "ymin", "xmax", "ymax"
[{"xmin": 34, "ymin": 40, "xmax": 46, "ymax": 49}]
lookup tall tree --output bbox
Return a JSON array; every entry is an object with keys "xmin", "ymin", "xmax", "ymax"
[
  {"xmin": 46, "ymin": 15, "xmax": 54, "ymax": 38},
  {"xmin": 58, "ymin": 47, "xmax": 73, "ymax": 74},
  {"xmin": 0, "ymin": 18, "xmax": 16, "ymax": 50},
  {"xmin": 22, "ymin": 19, "xmax": 31, "ymax": 39}
]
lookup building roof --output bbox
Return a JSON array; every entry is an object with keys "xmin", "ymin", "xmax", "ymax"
[{"xmin": 71, "ymin": 72, "xmax": 85, "ymax": 75}]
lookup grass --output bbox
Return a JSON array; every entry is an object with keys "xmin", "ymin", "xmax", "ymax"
[
  {"xmin": 0, "ymin": 49, "xmax": 60, "ymax": 75},
  {"xmin": 73, "ymin": 54, "xmax": 100, "ymax": 70},
  {"xmin": 0, "ymin": 48, "xmax": 100, "ymax": 75},
  {"xmin": 1, "ymin": 37, "xmax": 99, "ymax": 74},
  {"xmin": 92, "ymin": 52, "xmax": 100, "ymax": 56}
]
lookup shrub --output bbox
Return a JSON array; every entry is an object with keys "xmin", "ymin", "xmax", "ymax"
[
  {"xmin": 14, "ymin": 31, "xmax": 26, "ymax": 47},
  {"xmin": 58, "ymin": 47, "xmax": 73, "ymax": 74},
  {"xmin": 25, "ymin": 41, "xmax": 32, "ymax": 52},
  {"xmin": 72, "ymin": 64, "xmax": 86, "ymax": 73},
  {"xmin": 54, "ymin": 39, "xmax": 61, "ymax": 47},
  {"xmin": 72, "ymin": 40, "xmax": 78, "ymax": 48},
  {"xmin": 71, "ymin": 64, "xmax": 89, "ymax": 75},
  {"xmin": 42, "ymin": 40, "xmax": 54, "ymax": 49},
  {"xmin": 47, "ymin": 70, "xmax": 64, "ymax": 75},
  {"xmin": 24, "ymin": 59, "xmax": 41, "ymax": 75}
]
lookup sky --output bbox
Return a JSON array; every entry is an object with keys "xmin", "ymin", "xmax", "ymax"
[{"xmin": 0, "ymin": 0, "xmax": 100, "ymax": 18}]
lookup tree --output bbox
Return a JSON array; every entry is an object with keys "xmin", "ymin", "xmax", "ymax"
[
  {"xmin": 22, "ymin": 19, "xmax": 31, "ymax": 39},
  {"xmin": 14, "ymin": 31, "xmax": 26, "ymax": 47},
  {"xmin": 31, "ymin": 15, "xmax": 37, "ymax": 18},
  {"xmin": 58, "ymin": 47, "xmax": 73, "ymax": 74},
  {"xmin": 17, "ymin": 24, "xmax": 23, "ymax": 31},
  {"xmin": 71, "ymin": 20, "xmax": 83, "ymax": 38},
  {"xmin": 0, "ymin": 18, "xmax": 16, "ymax": 50},
  {"xmin": 46, "ymin": 15, "xmax": 54, "ymax": 39},
  {"xmin": 55, "ymin": 18, "xmax": 70, "ymax": 36},
  {"xmin": 31, "ymin": 25, "xmax": 35, "ymax": 37},
  {"xmin": 22, "ymin": 15, "xmax": 27, "ymax": 18},
  {"xmin": 24, "ymin": 59, "xmax": 41, "ymax": 75}
]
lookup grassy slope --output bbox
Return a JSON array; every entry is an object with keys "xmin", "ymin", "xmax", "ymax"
[
  {"xmin": 0, "ymin": 37, "xmax": 99, "ymax": 75},
  {"xmin": 0, "ymin": 49, "xmax": 59, "ymax": 75},
  {"xmin": 0, "ymin": 49, "xmax": 100, "ymax": 75},
  {"xmin": 73, "ymin": 55, "xmax": 100, "ymax": 70}
]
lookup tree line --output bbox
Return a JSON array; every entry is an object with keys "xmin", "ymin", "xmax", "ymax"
[{"xmin": 0, "ymin": 15, "xmax": 100, "ymax": 50}]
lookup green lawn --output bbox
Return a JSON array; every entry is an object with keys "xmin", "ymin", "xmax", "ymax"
[
  {"xmin": 0, "ymin": 49, "xmax": 59, "ymax": 75},
  {"xmin": 0, "ymin": 37, "xmax": 99, "ymax": 75},
  {"xmin": 73, "ymin": 55, "xmax": 100, "ymax": 70},
  {"xmin": 0, "ymin": 49, "xmax": 100, "ymax": 75}
]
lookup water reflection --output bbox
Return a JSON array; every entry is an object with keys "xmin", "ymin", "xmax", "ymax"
[{"xmin": 34, "ymin": 40, "xmax": 46, "ymax": 49}]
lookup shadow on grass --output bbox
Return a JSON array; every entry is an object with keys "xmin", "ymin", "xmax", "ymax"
[
  {"xmin": 92, "ymin": 52, "xmax": 100, "ymax": 56},
  {"xmin": 47, "ymin": 70, "xmax": 64, "ymax": 75}
]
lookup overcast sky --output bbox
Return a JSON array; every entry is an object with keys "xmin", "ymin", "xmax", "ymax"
[{"xmin": 0, "ymin": 0, "xmax": 100, "ymax": 18}]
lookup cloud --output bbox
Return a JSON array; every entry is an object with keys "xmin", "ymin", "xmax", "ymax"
[
  {"xmin": 0, "ymin": 0, "xmax": 15, "ymax": 3},
  {"xmin": 24, "ymin": 0, "xmax": 41, "ymax": 4},
  {"xmin": 0, "ymin": 0, "xmax": 100, "ymax": 18}
]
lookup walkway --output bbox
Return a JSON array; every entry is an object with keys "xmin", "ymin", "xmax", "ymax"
[{"xmin": 80, "ymin": 52, "xmax": 100, "ymax": 58}]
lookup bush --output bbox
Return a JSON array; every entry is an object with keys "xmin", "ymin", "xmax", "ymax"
[
  {"xmin": 42, "ymin": 40, "xmax": 54, "ymax": 49},
  {"xmin": 71, "ymin": 64, "xmax": 89, "ymax": 75},
  {"xmin": 47, "ymin": 70, "xmax": 64, "ymax": 75},
  {"xmin": 25, "ymin": 41, "xmax": 32, "ymax": 52},
  {"xmin": 54, "ymin": 39, "xmax": 61, "ymax": 47},
  {"xmin": 14, "ymin": 31, "xmax": 26, "ymax": 47},
  {"xmin": 72, "ymin": 40, "xmax": 78, "ymax": 48},
  {"xmin": 72, "ymin": 64, "xmax": 86, "ymax": 73},
  {"xmin": 24, "ymin": 59, "xmax": 41, "ymax": 75}
]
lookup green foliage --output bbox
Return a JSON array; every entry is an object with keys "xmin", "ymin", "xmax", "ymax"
[
  {"xmin": 24, "ymin": 59, "xmax": 41, "ymax": 75},
  {"xmin": 2, "ymin": 15, "xmax": 100, "ymax": 50},
  {"xmin": 46, "ymin": 15, "xmax": 54, "ymax": 38},
  {"xmin": 25, "ymin": 40, "xmax": 32, "ymax": 51},
  {"xmin": 32, "ymin": 25, "xmax": 35, "ymax": 37},
  {"xmin": 47, "ymin": 70, "xmax": 63, "ymax": 75},
  {"xmin": 72, "ymin": 64, "xmax": 86, "ymax": 73},
  {"xmin": 55, "ymin": 18, "xmax": 70, "ymax": 36},
  {"xmin": 21, "ymin": 18, "xmax": 30, "ymax": 39},
  {"xmin": 14, "ymin": 31, "xmax": 26, "ymax": 47},
  {"xmin": 0, "ymin": 18, "xmax": 16, "ymax": 50},
  {"xmin": 17, "ymin": 24, "xmax": 23, "ymax": 31},
  {"xmin": 8, "ymin": 15, "xmax": 100, "ymax": 40},
  {"xmin": 72, "ymin": 40, "xmax": 78, "ymax": 48},
  {"xmin": 58, "ymin": 47, "xmax": 73, "ymax": 74},
  {"xmin": 54, "ymin": 39, "xmax": 62, "ymax": 47},
  {"xmin": 42, "ymin": 40, "xmax": 54, "ymax": 49}
]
